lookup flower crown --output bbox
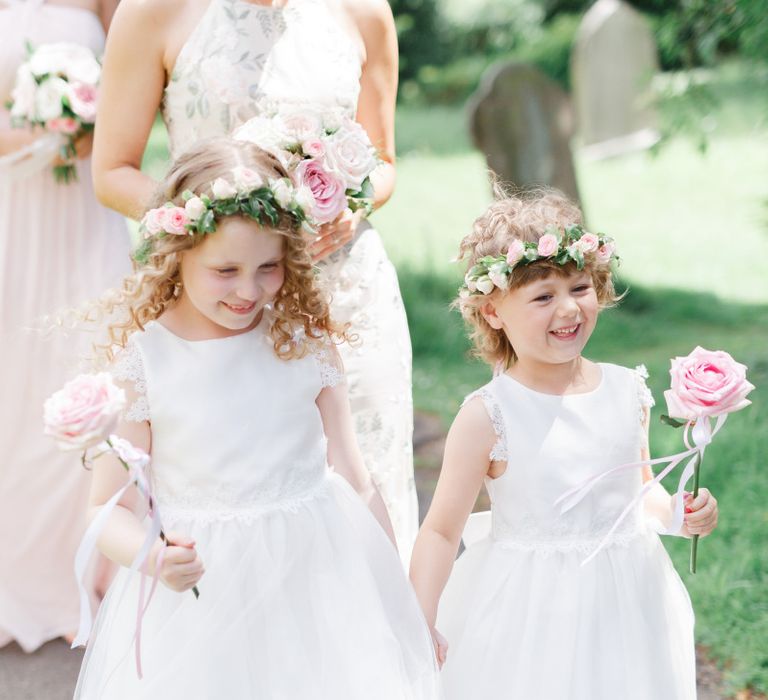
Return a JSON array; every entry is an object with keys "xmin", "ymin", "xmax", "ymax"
[
  {"xmin": 460, "ymin": 224, "xmax": 618, "ymax": 297},
  {"xmin": 133, "ymin": 167, "xmax": 314, "ymax": 264}
]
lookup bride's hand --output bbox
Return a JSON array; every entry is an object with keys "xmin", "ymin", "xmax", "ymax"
[{"xmin": 308, "ymin": 209, "xmax": 365, "ymax": 262}]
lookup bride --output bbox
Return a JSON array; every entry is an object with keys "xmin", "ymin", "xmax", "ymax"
[{"xmin": 91, "ymin": 0, "xmax": 419, "ymax": 563}]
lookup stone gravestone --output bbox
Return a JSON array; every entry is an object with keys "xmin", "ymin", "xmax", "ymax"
[
  {"xmin": 468, "ymin": 61, "xmax": 582, "ymax": 206},
  {"xmin": 571, "ymin": 0, "xmax": 660, "ymax": 158}
]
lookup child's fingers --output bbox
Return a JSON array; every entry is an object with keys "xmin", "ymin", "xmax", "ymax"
[
  {"xmin": 164, "ymin": 531, "xmax": 196, "ymax": 548},
  {"xmin": 163, "ymin": 545, "xmax": 199, "ymax": 566}
]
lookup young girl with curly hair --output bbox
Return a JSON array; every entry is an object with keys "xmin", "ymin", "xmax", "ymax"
[
  {"xmin": 409, "ymin": 189, "xmax": 719, "ymax": 700},
  {"xmin": 74, "ymin": 137, "xmax": 440, "ymax": 699}
]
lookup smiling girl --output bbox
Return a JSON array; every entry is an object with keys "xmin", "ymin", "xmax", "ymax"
[
  {"xmin": 409, "ymin": 189, "xmax": 718, "ymax": 700},
  {"xmin": 73, "ymin": 137, "xmax": 440, "ymax": 699}
]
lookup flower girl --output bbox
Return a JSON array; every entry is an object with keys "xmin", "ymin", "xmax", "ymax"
[
  {"xmin": 74, "ymin": 137, "xmax": 440, "ymax": 699},
  {"xmin": 409, "ymin": 189, "xmax": 719, "ymax": 700}
]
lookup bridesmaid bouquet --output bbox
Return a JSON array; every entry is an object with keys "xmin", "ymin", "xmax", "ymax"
[
  {"xmin": 234, "ymin": 106, "xmax": 379, "ymax": 225},
  {"xmin": 661, "ymin": 347, "xmax": 754, "ymax": 573},
  {"xmin": 44, "ymin": 373, "xmax": 198, "ymax": 674},
  {"xmin": 7, "ymin": 42, "xmax": 101, "ymax": 184}
]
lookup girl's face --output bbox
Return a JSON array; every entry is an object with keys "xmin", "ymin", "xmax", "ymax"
[
  {"xmin": 484, "ymin": 269, "xmax": 599, "ymax": 368},
  {"xmin": 178, "ymin": 217, "xmax": 286, "ymax": 335}
]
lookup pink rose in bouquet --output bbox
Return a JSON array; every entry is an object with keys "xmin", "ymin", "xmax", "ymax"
[
  {"xmin": 323, "ymin": 120, "xmax": 378, "ymax": 192},
  {"xmin": 295, "ymin": 158, "xmax": 348, "ymax": 224},
  {"xmin": 46, "ymin": 117, "xmax": 80, "ymax": 135},
  {"xmin": 67, "ymin": 81, "xmax": 98, "ymax": 123},
  {"xmin": 664, "ymin": 347, "xmax": 754, "ymax": 421},
  {"xmin": 43, "ymin": 373, "xmax": 125, "ymax": 451}
]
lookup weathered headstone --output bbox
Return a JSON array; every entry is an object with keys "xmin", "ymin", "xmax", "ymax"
[
  {"xmin": 468, "ymin": 61, "xmax": 582, "ymax": 205},
  {"xmin": 571, "ymin": 0, "xmax": 660, "ymax": 158}
]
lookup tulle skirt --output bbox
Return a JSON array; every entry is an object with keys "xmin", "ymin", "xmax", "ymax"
[
  {"xmin": 437, "ymin": 532, "xmax": 696, "ymax": 700},
  {"xmin": 75, "ymin": 473, "xmax": 441, "ymax": 699}
]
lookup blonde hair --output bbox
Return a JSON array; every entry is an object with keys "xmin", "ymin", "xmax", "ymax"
[
  {"xmin": 84, "ymin": 137, "xmax": 347, "ymax": 364},
  {"xmin": 457, "ymin": 186, "xmax": 619, "ymax": 369}
]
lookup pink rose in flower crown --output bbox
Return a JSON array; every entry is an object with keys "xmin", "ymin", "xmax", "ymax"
[
  {"xmin": 506, "ymin": 239, "xmax": 525, "ymax": 266},
  {"xmin": 67, "ymin": 81, "xmax": 98, "ymax": 123},
  {"xmin": 46, "ymin": 117, "xmax": 79, "ymax": 135},
  {"xmin": 537, "ymin": 233, "xmax": 559, "ymax": 257},
  {"xmin": 577, "ymin": 233, "xmax": 599, "ymax": 254},
  {"xmin": 664, "ymin": 347, "xmax": 754, "ymax": 421},
  {"xmin": 596, "ymin": 241, "xmax": 615, "ymax": 264},
  {"xmin": 295, "ymin": 158, "xmax": 348, "ymax": 224},
  {"xmin": 44, "ymin": 373, "xmax": 126, "ymax": 451},
  {"xmin": 164, "ymin": 207, "xmax": 190, "ymax": 235},
  {"xmin": 142, "ymin": 207, "xmax": 167, "ymax": 237}
]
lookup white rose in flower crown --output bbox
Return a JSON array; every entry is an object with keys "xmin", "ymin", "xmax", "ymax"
[
  {"xmin": 43, "ymin": 373, "xmax": 126, "ymax": 451},
  {"xmin": 184, "ymin": 196, "xmax": 206, "ymax": 220},
  {"xmin": 476, "ymin": 276, "xmax": 495, "ymax": 295},
  {"xmin": 270, "ymin": 178, "xmax": 294, "ymax": 208},
  {"xmin": 488, "ymin": 261, "xmax": 510, "ymax": 290},
  {"xmin": 109, "ymin": 434, "xmax": 150, "ymax": 470},
  {"xmin": 34, "ymin": 77, "xmax": 68, "ymax": 122},
  {"xmin": 211, "ymin": 177, "xmax": 238, "ymax": 200},
  {"xmin": 10, "ymin": 64, "xmax": 37, "ymax": 119},
  {"xmin": 323, "ymin": 121, "xmax": 377, "ymax": 191},
  {"xmin": 232, "ymin": 166, "xmax": 263, "ymax": 194}
]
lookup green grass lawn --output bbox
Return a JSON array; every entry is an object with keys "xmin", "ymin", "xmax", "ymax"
[{"xmin": 141, "ymin": 62, "xmax": 768, "ymax": 694}]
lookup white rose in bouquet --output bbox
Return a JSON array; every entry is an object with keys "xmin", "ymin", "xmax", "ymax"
[
  {"xmin": 10, "ymin": 64, "xmax": 37, "ymax": 120},
  {"xmin": 323, "ymin": 120, "xmax": 377, "ymax": 192},
  {"xmin": 34, "ymin": 77, "xmax": 68, "ymax": 121}
]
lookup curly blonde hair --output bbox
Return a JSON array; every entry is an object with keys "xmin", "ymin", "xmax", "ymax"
[
  {"xmin": 84, "ymin": 137, "xmax": 348, "ymax": 364},
  {"xmin": 457, "ymin": 187, "xmax": 619, "ymax": 370}
]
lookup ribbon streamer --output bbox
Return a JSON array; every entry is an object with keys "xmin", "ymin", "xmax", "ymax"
[
  {"xmin": 70, "ymin": 442, "xmax": 166, "ymax": 679},
  {"xmin": 554, "ymin": 414, "xmax": 727, "ymax": 565}
]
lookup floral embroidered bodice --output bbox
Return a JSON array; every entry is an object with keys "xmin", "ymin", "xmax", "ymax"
[
  {"xmin": 111, "ymin": 319, "xmax": 343, "ymax": 522},
  {"xmin": 467, "ymin": 363, "xmax": 655, "ymax": 553},
  {"xmin": 162, "ymin": 0, "xmax": 362, "ymax": 158}
]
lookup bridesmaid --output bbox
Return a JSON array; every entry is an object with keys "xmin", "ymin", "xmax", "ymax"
[
  {"xmin": 0, "ymin": 0, "xmax": 130, "ymax": 651},
  {"xmin": 91, "ymin": 0, "xmax": 419, "ymax": 563}
]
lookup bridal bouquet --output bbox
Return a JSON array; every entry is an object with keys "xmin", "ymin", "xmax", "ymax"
[
  {"xmin": 8, "ymin": 42, "xmax": 101, "ymax": 184},
  {"xmin": 234, "ymin": 106, "xmax": 379, "ymax": 226}
]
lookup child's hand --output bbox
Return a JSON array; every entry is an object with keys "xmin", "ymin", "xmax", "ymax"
[
  {"xmin": 680, "ymin": 488, "xmax": 719, "ymax": 537},
  {"xmin": 431, "ymin": 627, "xmax": 448, "ymax": 668},
  {"xmin": 152, "ymin": 532, "xmax": 205, "ymax": 593}
]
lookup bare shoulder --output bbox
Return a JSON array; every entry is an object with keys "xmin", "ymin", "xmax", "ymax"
[
  {"xmin": 448, "ymin": 394, "xmax": 497, "ymax": 448},
  {"xmin": 338, "ymin": 0, "xmax": 394, "ymax": 35},
  {"xmin": 111, "ymin": 0, "xmax": 188, "ymax": 28}
]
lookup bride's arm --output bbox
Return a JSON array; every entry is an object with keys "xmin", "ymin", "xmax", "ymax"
[
  {"xmin": 91, "ymin": 0, "xmax": 172, "ymax": 219},
  {"xmin": 348, "ymin": 0, "xmax": 398, "ymax": 210}
]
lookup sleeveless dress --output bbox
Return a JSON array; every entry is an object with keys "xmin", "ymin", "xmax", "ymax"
[
  {"xmin": 161, "ymin": 0, "xmax": 418, "ymax": 564},
  {"xmin": 73, "ymin": 319, "xmax": 440, "ymax": 699},
  {"xmin": 0, "ymin": 0, "xmax": 130, "ymax": 652},
  {"xmin": 437, "ymin": 364, "xmax": 696, "ymax": 700}
]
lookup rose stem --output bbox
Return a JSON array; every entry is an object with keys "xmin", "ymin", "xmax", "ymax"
[{"xmin": 689, "ymin": 451, "xmax": 701, "ymax": 575}]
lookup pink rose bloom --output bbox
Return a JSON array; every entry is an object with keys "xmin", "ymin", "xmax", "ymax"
[
  {"xmin": 577, "ymin": 233, "xmax": 599, "ymax": 253},
  {"xmin": 295, "ymin": 159, "xmax": 348, "ymax": 224},
  {"xmin": 506, "ymin": 239, "xmax": 526, "ymax": 265},
  {"xmin": 164, "ymin": 207, "xmax": 190, "ymax": 235},
  {"xmin": 537, "ymin": 233, "xmax": 559, "ymax": 257},
  {"xmin": 44, "ymin": 373, "xmax": 126, "ymax": 451},
  {"xmin": 664, "ymin": 347, "xmax": 754, "ymax": 420},
  {"xmin": 46, "ymin": 117, "xmax": 79, "ymax": 135},
  {"xmin": 596, "ymin": 242, "xmax": 615, "ymax": 264},
  {"xmin": 67, "ymin": 81, "xmax": 98, "ymax": 123},
  {"xmin": 141, "ymin": 207, "xmax": 167, "ymax": 237},
  {"xmin": 302, "ymin": 139, "xmax": 325, "ymax": 159}
]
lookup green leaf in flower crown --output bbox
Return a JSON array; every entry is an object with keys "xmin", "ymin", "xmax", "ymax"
[
  {"xmin": 659, "ymin": 414, "xmax": 687, "ymax": 428},
  {"xmin": 132, "ymin": 239, "xmax": 153, "ymax": 265},
  {"xmin": 261, "ymin": 198, "xmax": 278, "ymax": 227},
  {"xmin": 182, "ymin": 190, "xmax": 194, "ymax": 202},
  {"xmin": 199, "ymin": 209, "xmax": 216, "ymax": 233}
]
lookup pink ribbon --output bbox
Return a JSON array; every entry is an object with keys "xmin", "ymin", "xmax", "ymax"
[
  {"xmin": 554, "ymin": 414, "xmax": 727, "ymax": 565},
  {"xmin": 70, "ymin": 444, "xmax": 165, "ymax": 680}
]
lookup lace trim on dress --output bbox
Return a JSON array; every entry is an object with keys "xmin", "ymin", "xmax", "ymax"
[
  {"xmin": 311, "ymin": 340, "xmax": 346, "ymax": 388},
  {"xmin": 463, "ymin": 388, "xmax": 508, "ymax": 462},
  {"xmin": 634, "ymin": 364, "xmax": 655, "ymax": 420},
  {"xmin": 111, "ymin": 340, "xmax": 150, "ymax": 423}
]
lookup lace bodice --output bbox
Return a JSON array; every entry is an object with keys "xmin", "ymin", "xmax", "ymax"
[
  {"xmin": 162, "ymin": 0, "xmax": 362, "ymax": 158},
  {"xmin": 110, "ymin": 319, "xmax": 344, "ymax": 521},
  {"xmin": 467, "ymin": 363, "xmax": 655, "ymax": 552}
]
